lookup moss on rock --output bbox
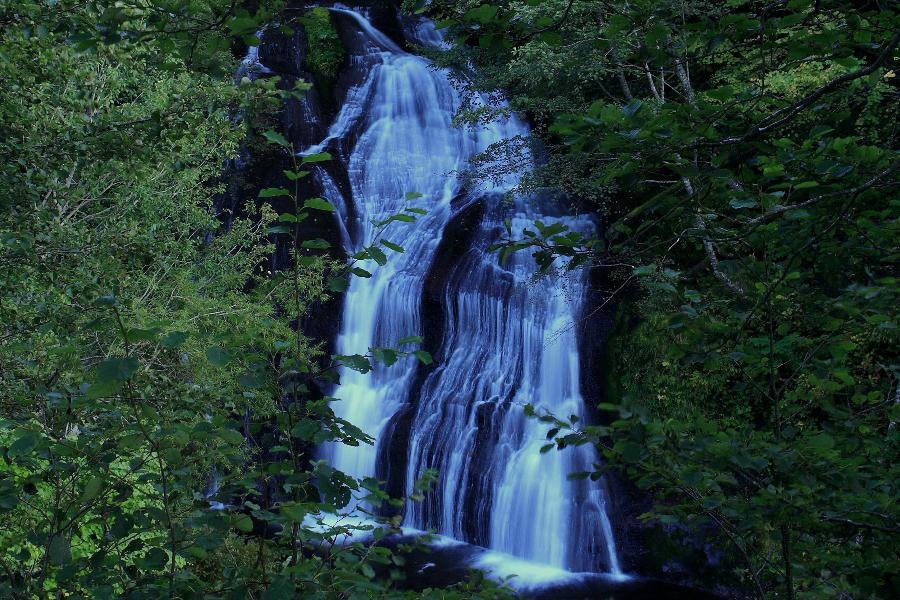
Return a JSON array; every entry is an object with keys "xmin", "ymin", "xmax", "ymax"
[{"xmin": 302, "ymin": 7, "xmax": 344, "ymax": 80}]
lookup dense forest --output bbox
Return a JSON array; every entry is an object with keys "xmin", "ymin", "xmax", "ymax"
[{"xmin": 1, "ymin": 0, "xmax": 897, "ymax": 599}]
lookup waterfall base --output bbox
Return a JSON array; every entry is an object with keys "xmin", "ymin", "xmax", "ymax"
[
  {"xmin": 303, "ymin": 513, "xmax": 721, "ymax": 599},
  {"xmin": 380, "ymin": 533, "xmax": 720, "ymax": 598}
]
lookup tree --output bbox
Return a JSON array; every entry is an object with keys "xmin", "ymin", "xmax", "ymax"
[
  {"xmin": 414, "ymin": 0, "xmax": 899, "ymax": 597},
  {"xmin": 0, "ymin": 1, "xmax": 507, "ymax": 597}
]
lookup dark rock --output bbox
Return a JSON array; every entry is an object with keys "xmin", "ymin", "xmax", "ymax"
[{"xmin": 259, "ymin": 22, "xmax": 310, "ymax": 76}]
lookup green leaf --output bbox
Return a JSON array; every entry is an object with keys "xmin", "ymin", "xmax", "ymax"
[
  {"xmin": 633, "ymin": 264, "xmax": 657, "ymax": 276},
  {"xmin": 807, "ymin": 433, "xmax": 835, "ymax": 452},
  {"xmin": 218, "ymin": 428, "xmax": 244, "ymax": 445},
  {"xmin": 96, "ymin": 357, "xmax": 139, "ymax": 382},
  {"xmin": 238, "ymin": 371, "xmax": 265, "ymax": 388},
  {"xmin": 233, "ymin": 514, "xmax": 254, "ymax": 532},
  {"xmin": 86, "ymin": 380, "xmax": 122, "ymax": 399},
  {"xmin": 0, "ymin": 479, "xmax": 18, "ymax": 510},
  {"xmin": 730, "ymin": 198, "xmax": 758, "ymax": 209},
  {"xmin": 622, "ymin": 99, "xmax": 643, "ymax": 117},
  {"xmin": 351, "ymin": 267, "xmax": 372, "ymax": 278},
  {"xmin": 381, "ymin": 240, "xmax": 405, "ymax": 253},
  {"xmin": 301, "ymin": 152, "xmax": 332, "ymax": 164},
  {"xmin": 328, "ymin": 276, "xmax": 349, "ymax": 293},
  {"xmin": 337, "ymin": 354, "xmax": 372, "ymax": 373},
  {"xmin": 161, "ymin": 331, "xmax": 188, "ymax": 348},
  {"xmin": 405, "ymin": 191, "xmax": 423, "ymax": 200},
  {"xmin": 763, "ymin": 164, "xmax": 785, "ymax": 178},
  {"xmin": 372, "ymin": 347, "xmax": 398, "ymax": 366},
  {"xmin": 284, "ymin": 169, "xmax": 310, "ymax": 180},
  {"xmin": 793, "ymin": 180, "xmax": 819, "ymax": 189},
  {"xmin": 614, "ymin": 440, "xmax": 643, "ymax": 462},
  {"xmin": 206, "ymin": 346, "xmax": 232, "ymax": 367},
  {"xmin": 126, "ymin": 328, "xmax": 160, "ymax": 342},
  {"xmin": 291, "ymin": 419, "xmax": 320, "ymax": 440},
  {"xmin": 413, "ymin": 350, "xmax": 433, "ymax": 365},
  {"xmin": 263, "ymin": 130, "xmax": 290, "ymax": 147},
  {"xmin": 301, "ymin": 238, "xmax": 330, "ymax": 249},
  {"xmin": 303, "ymin": 197, "xmax": 336, "ymax": 212},
  {"xmin": 398, "ymin": 335, "xmax": 423, "ymax": 345},
  {"xmin": 8, "ymin": 433, "xmax": 37, "ymax": 457},
  {"xmin": 184, "ymin": 546, "xmax": 208, "ymax": 560},
  {"xmin": 375, "ymin": 213, "xmax": 416, "ymax": 226},
  {"xmin": 262, "ymin": 576, "xmax": 293, "ymax": 600},
  {"xmin": 48, "ymin": 536, "xmax": 71, "ymax": 565},
  {"xmin": 367, "ymin": 246, "xmax": 387, "ymax": 265},
  {"xmin": 259, "ymin": 187, "xmax": 291, "ymax": 198},
  {"xmin": 280, "ymin": 503, "xmax": 307, "ymax": 523},
  {"xmin": 465, "ymin": 4, "xmax": 499, "ymax": 23},
  {"xmin": 80, "ymin": 477, "xmax": 104, "ymax": 503}
]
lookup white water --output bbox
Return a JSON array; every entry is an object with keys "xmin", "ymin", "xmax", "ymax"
[
  {"xmin": 313, "ymin": 9, "xmax": 621, "ymax": 577},
  {"xmin": 403, "ymin": 207, "xmax": 621, "ymax": 574}
]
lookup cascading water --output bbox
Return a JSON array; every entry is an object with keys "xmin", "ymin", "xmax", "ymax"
[
  {"xmin": 316, "ymin": 8, "xmax": 498, "ymax": 484},
  {"xmin": 404, "ymin": 203, "xmax": 621, "ymax": 575},
  {"xmin": 311, "ymin": 8, "xmax": 621, "ymax": 578}
]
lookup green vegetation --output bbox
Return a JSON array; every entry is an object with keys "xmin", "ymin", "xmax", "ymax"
[
  {"xmin": 302, "ymin": 7, "xmax": 346, "ymax": 80},
  {"xmin": 415, "ymin": 0, "xmax": 899, "ymax": 597},
  {"xmin": 0, "ymin": 1, "xmax": 499, "ymax": 598},
  {"xmin": 3, "ymin": 0, "xmax": 898, "ymax": 598}
]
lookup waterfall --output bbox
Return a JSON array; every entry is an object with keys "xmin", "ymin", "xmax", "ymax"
[
  {"xmin": 403, "ymin": 204, "xmax": 621, "ymax": 575},
  {"xmin": 316, "ymin": 8, "xmax": 487, "ymax": 483},
  {"xmin": 312, "ymin": 8, "xmax": 621, "ymax": 577}
]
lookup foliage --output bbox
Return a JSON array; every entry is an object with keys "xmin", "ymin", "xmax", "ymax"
[
  {"xmin": 0, "ymin": 2, "xmax": 505, "ymax": 598},
  {"xmin": 301, "ymin": 7, "xmax": 346, "ymax": 80},
  {"xmin": 413, "ymin": 0, "xmax": 900, "ymax": 598}
]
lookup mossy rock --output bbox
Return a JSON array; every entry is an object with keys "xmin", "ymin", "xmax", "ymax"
[{"xmin": 301, "ymin": 7, "xmax": 344, "ymax": 80}]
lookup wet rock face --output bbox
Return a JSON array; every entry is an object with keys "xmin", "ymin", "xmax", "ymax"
[
  {"xmin": 579, "ymin": 261, "xmax": 616, "ymax": 415},
  {"xmin": 365, "ymin": 4, "xmax": 406, "ymax": 48},
  {"xmin": 335, "ymin": 0, "xmax": 406, "ymax": 48},
  {"xmin": 257, "ymin": 18, "xmax": 331, "ymax": 146},
  {"xmin": 259, "ymin": 23, "xmax": 310, "ymax": 76},
  {"xmin": 422, "ymin": 197, "xmax": 487, "ymax": 355}
]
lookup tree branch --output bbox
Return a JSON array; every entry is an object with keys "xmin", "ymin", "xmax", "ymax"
[
  {"xmin": 711, "ymin": 29, "xmax": 900, "ymax": 146},
  {"xmin": 746, "ymin": 160, "xmax": 900, "ymax": 226}
]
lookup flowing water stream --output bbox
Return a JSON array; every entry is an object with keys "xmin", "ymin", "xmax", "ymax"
[{"xmin": 307, "ymin": 7, "xmax": 621, "ymax": 579}]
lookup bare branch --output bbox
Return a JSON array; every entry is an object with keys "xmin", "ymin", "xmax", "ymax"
[{"xmin": 645, "ymin": 62, "xmax": 662, "ymax": 101}]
